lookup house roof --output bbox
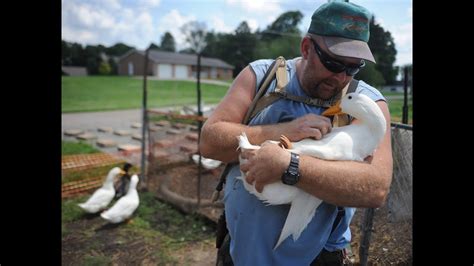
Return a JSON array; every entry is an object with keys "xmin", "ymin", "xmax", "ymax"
[
  {"xmin": 121, "ymin": 49, "xmax": 234, "ymax": 69},
  {"xmin": 62, "ymin": 66, "xmax": 87, "ymax": 76}
]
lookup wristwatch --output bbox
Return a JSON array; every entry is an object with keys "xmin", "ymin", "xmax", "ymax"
[{"xmin": 281, "ymin": 152, "xmax": 300, "ymax": 185}]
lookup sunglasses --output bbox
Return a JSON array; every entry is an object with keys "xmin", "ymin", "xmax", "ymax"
[{"xmin": 310, "ymin": 38, "xmax": 365, "ymax": 76}]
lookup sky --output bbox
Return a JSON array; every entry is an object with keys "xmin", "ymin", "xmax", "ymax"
[{"xmin": 62, "ymin": 0, "xmax": 412, "ymax": 67}]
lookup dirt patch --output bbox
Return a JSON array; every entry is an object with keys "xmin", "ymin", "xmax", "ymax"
[
  {"xmin": 350, "ymin": 207, "xmax": 412, "ymax": 265},
  {"xmin": 62, "ymin": 192, "xmax": 217, "ymax": 266},
  {"xmin": 62, "ymin": 215, "xmax": 162, "ymax": 265}
]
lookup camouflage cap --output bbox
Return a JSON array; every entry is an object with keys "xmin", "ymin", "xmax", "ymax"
[{"xmin": 308, "ymin": 1, "xmax": 375, "ymax": 63}]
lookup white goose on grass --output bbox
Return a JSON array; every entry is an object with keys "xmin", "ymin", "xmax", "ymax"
[
  {"xmin": 77, "ymin": 167, "xmax": 126, "ymax": 213},
  {"xmin": 100, "ymin": 174, "xmax": 140, "ymax": 223},
  {"xmin": 237, "ymin": 92, "xmax": 387, "ymax": 249}
]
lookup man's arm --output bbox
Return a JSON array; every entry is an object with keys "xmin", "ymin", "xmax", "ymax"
[
  {"xmin": 241, "ymin": 100, "xmax": 393, "ymax": 208},
  {"xmin": 200, "ymin": 66, "xmax": 333, "ymax": 163}
]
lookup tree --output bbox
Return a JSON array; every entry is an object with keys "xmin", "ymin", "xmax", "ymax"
[
  {"xmin": 160, "ymin": 32, "xmax": 176, "ymax": 52},
  {"xmin": 354, "ymin": 61, "xmax": 385, "ymax": 89},
  {"xmin": 253, "ymin": 11, "xmax": 303, "ymax": 60},
  {"xmin": 84, "ymin": 45, "xmax": 103, "ymax": 75},
  {"xmin": 108, "ymin": 58, "xmax": 118, "ymax": 75},
  {"xmin": 261, "ymin": 11, "xmax": 303, "ymax": 41},
  {"xmin": 148, "ymin": 43, "xmax": 160, "ymax": 50},
  {"xmin": 368, "ymin": 17, "xmax": 398, "ymax": 85},
  {"xmin": 105, "ymin": 42, "xmax": 134, "ymax": 56},
  {"xmin": 181, "ymin": 21, "xmax": 207, "ymax": 54},
  {"xmin": 62, "ymin": 41, "xmax": 86, "ymax": 66}
]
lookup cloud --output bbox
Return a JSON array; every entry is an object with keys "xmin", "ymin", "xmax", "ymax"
[
  {"xmin": 245, "ymin": 18, "xmax": 259, "ymax": 32},
  {"xmin": 226, "ymin": 0, "xmax": 283, "ymax": 26},
  {"xmin": 210, "ymin": 16, "xmax": 234, "ymax": 33},
  {"xmin": 157, "ymin": 9, "xmax": 196, "ymax": 50},
  {"xmin": 139, "ymin": 0, "xmax": 161, "ymax": 8},
  {"xmin": 389, "ymin": 23, "xmax": 412, "ymax": 66},
  {"xmin": 62, "ymin": 0, "xmax": 159, "ymax": 49},
  {"xmin": 103, "ymin": 0, "xmax": 121, "ymax": 10}
]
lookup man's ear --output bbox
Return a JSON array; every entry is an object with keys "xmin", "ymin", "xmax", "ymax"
[{"xmin": 301, "ymin": 37, "xmax": 311, "ymax": 59}]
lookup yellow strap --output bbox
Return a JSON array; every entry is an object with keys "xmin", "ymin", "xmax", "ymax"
[{"xmin": 275, "ymin": 56, "xmax": 288, "ymax": 93}]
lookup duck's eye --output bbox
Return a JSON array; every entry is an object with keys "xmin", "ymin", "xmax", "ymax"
[{"xmin": 348, "ymin": 96, "xmax": 352, "ymax": 100}]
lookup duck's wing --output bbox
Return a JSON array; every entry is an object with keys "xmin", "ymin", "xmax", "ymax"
[
  {"xmin": 83, "ymin": 188, "xmax": 115, "ymax": 206},
  {"xmin": 293, "ymin": 130, "xmax": 355, "ymax": 161},
  {"xmin": 102, "ymin": 195, "xmax": 139, "ymax": 219}
]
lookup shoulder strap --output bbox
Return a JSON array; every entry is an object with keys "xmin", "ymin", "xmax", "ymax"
[{"xmin": 242, "ymin": 56, "xmax": 286, "ymax": 124}]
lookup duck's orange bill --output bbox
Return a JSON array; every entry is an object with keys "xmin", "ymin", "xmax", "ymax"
[{"xmin": 321, "ymin": 100, "xmax": 344, "ymax": 116}]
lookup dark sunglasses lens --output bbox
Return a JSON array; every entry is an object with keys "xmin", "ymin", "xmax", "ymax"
[{"xmin": 323, "ymin": 60, "xmax": 345, "ymax": 73}]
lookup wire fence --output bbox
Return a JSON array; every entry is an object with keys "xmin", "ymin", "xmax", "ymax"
[{"xmin": 145, "ymin": 108, "xmax": 413, "ymax": 265}]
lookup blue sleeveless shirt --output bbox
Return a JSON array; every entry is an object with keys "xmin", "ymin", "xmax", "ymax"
[{"xmin": 224, "ymin": 58, "xmax": 386, "ymax": 265}]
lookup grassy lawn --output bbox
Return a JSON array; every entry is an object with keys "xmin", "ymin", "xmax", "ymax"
[
  {"xmin": 62, "ymin": 140, "xmax": 100, "ymax": 155},
  {"xmin": 63, "ymin": 76, "xmax": 412, "ymax": 123},
  {"xmin": 62, "ymin": 76, "xmax": 229, "ymax": 113},
  {"xmin": 387, "ymin": 98, "xmax": 413, "ymax": 124}
]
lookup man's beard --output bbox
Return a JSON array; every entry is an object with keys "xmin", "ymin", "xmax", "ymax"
[{"xmin": 301, "ymin": 70, "xmax": 343, "ymax": 100}]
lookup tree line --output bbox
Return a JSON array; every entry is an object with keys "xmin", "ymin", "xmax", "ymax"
[{"xmin": 62, "ymin": 10, "xmax": 406, "ymax": 86}]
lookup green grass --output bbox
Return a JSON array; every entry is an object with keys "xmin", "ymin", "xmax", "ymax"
[
  {"xmin": 82, "ymin": 255, "xmax": 112, "ymax": 266},
  {"xmin": 62, "ymin": 195, "xmax": 89, "ymax": 224},
  {"xmin": 62, "ymin": 76, "xmax": 412, "ymax": 123},
  {"xmin": 386, "ymin": 98, "xmax": 413, "ymax": 124},
  {"xmin": 62, "ymin": 76, "xmax": 229, "ymax": 113},
  {"xmin": 62, "ymin": 140, "xmax": 100, "ymax": 155}
]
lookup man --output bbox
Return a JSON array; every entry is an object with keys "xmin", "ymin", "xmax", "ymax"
[{"xmin": 200, "ymin": 1, "xmax": 393, "ymax": 265}]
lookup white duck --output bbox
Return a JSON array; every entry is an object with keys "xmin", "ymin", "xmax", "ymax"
[
  {"xmin": 237, "ymin": 92, "xmax": 386, "ymax": 249},
  {"xmin": 192, "ymin": 154, "xmax": 222, "ymax": 170},
  {"xmin": 78, "ymin": 167, "xmax": 126, "ymax": 213},
  {"xmin": 100, "ymin": 174, "xmax": 140, "ymax": 223}
]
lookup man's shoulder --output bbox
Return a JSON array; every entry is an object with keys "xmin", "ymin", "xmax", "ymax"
[
  {"xmin": 249, "ymin": 58, "xmax": 275, "ymax": 70},
  {"xmin": 356, "ymin": 80, "xmax": 386, "ymax": 102}
]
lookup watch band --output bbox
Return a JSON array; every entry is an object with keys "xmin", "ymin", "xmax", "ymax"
[{"xmin": 282, "ymin": 152, "xmax": 300, "ymax": 185}]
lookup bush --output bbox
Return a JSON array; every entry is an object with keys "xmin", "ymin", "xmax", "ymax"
[{"xmin": 98, "ymin": 61, "xmax": 111, "ymax": 75}]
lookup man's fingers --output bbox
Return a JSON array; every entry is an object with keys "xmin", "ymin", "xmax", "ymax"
[
  {"xmin": 304, "ymin": 128, "xmax": 323, "ymax": 140},
  {"xmin": 245, "ymin": 172, "xmax": 254, "ymax": 185},
  {"xmin": 240, "ymin": 149, "xmax": 255, "ymax": 160},
  {"xmin": 240, "ymin": 161, "xmax": 249, "ymax": 172}
]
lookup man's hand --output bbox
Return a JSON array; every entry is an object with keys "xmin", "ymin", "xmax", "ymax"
[
  {"xmin": 240, "ymin": 142, "xmax": 291, "ymax": 193},
  {"xmin": 282, "ymin": 113, "xmax": 332, "ymax": 141}
]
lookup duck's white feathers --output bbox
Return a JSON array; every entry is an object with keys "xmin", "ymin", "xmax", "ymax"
[
  {"xmin": 100, "ymin": 175, "xmax": 140, "ymax": 223},
  {"xmin": 77, "ymin": 167, "xmax": 122, "ymax": 213}
]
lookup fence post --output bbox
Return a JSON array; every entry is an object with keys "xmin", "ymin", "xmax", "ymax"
[
  {"xmin": 196, "ymin": 52, "xmax": 202, "ymax": 208},
  {"xmin": 402, "ymin": 66, "xmax": 409, "ymax": 124},
  {"xmin": 359, "ymin": 208, "xmax": 375, "ymax": 266},
  {"xmin": 140, "ymin": 47, "xmax": 149, "ymax": 187}
]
